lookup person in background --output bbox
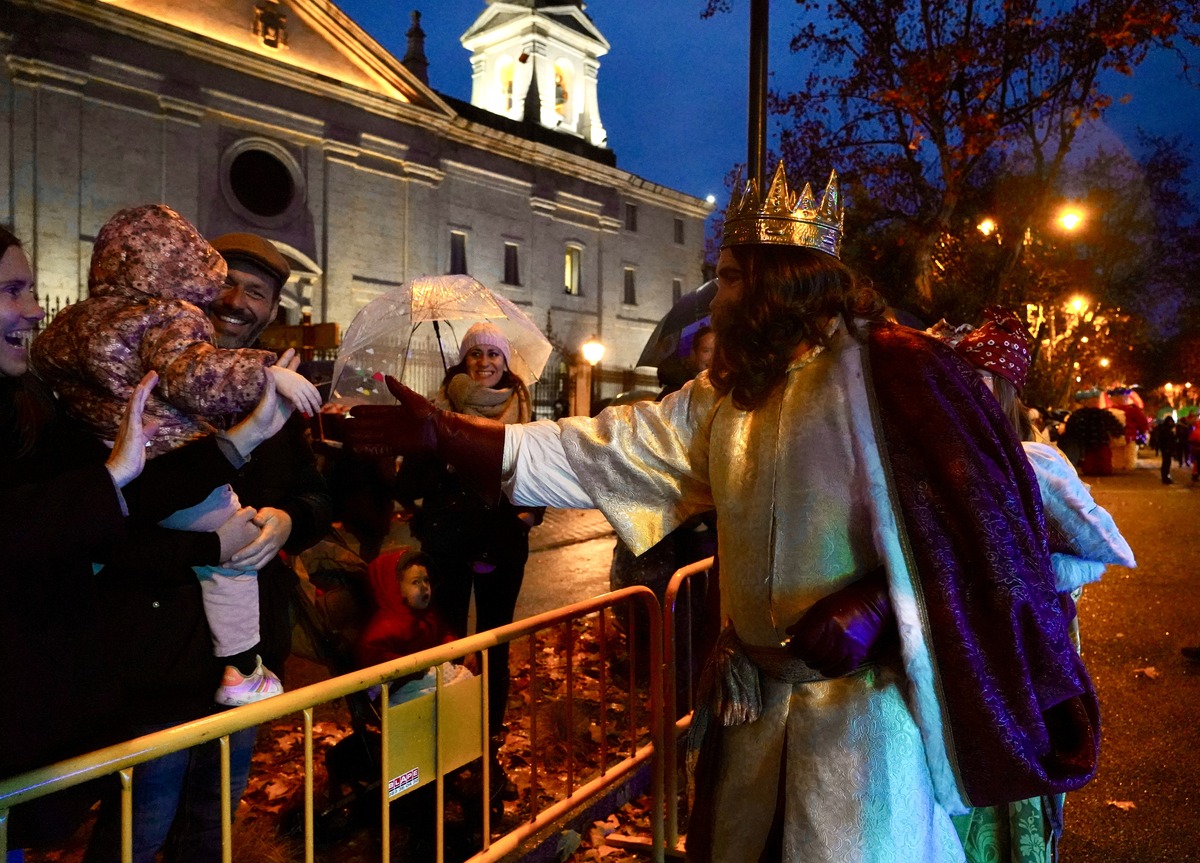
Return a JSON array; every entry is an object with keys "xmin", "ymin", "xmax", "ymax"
[
  {"xmin": 690, "ymin": 324, "xmax": 716, "ymax": 372},
  {"xmin": 1155, "ymin": 415, "xmax": 1176, "ymax": 484},
  {"xmin": 1175, "ymin": 412, "xmax": 1193, "ymax": 469},
  {"xmin": 400, "ymin": 321, "xmax": 542, "ymax": 807},
  {"xmin": 346, "ymin": 164, "xmax": 1098, "ymax": 861},
  {"xmin": 936, "ymin": 307, "xmax": 1134, "ymax": 863},
  {"xmin": 657, "ymin": 324, "xmax": 716, "ymax": 399},
  {"xmin": 0, "ymin": 225, "xmax": 286, "ymax": 855},
  {"xmin": 84, "ymin": 229, "xmax": 331, "ymax": 863}
]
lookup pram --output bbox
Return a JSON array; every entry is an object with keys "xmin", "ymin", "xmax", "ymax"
[
  {"xmin": 284, "ymin": 531, "xmax": 488, "ymax": 856},
  {"xmin": 282, "ymin": 528, "xmax": 384, "ymax": 840}
]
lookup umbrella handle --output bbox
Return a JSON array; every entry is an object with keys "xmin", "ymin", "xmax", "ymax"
[{"xmin": 432, "ymin": 320, "xmax": 449, "ymax": 370}]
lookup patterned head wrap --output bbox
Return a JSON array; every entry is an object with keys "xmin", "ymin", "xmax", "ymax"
[
  {"xmin": 955, "ymin": 306, "xmax": 1032, "ymax": 391},
  {"xmin": 88, "ymin": 204, "xmax": 227, "ymax": 307}
]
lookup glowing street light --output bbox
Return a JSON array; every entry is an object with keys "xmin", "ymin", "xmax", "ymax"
[
  {"xmin": 977, "ymin": 217, "xmax": 997, "ymax": 237},
  {"xmin": 1057, "ymin": 205, "xmax": 1085, "ymax": 232},
  {"xmin": 581, "ymin": 336, "xmax": 606, "ymax": 366},
  {"xmin": 573, "ymin": 336, "xmax": 606, "ymax": 417},
  {"xmin": 1067, "ymin": 295, "xmax": 1088, "ymax": 314},
  {"xmin": 1099, "ymin": 358, "xmax": 1110, "ymax": 368}
]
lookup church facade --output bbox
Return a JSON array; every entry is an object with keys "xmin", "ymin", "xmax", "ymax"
[{"xmin": 1, "ymin": 0, "xmax": 711, "ymax": 403}]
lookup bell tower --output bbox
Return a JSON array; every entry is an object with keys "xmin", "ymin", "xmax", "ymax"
[{"xmin": 461, "ymin": 1, "xmax": 609, "ymax": 148}]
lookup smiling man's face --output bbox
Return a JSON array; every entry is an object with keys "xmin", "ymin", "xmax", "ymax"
[{"xmin": 207, "ymin": 268, "xmax": 278, "ymax": 349}]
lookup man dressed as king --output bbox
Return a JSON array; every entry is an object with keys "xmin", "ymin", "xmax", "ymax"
[{"xmin": 346, "ymin": 163, "xmax": 1100, "ymax": 862}]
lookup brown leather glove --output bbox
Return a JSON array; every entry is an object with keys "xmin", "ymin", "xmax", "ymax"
[
  {"xmin": 785, "ymin": 567, "xmax": 895, "ymax": 678},
  {"xmin": 346, "ymin": 376, "xmax": 506, "ymax": 506}
]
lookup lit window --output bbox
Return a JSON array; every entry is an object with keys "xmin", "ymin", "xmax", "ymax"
[
  {"xmin": 503, "ymin": 242, "xmax": 521, "ymax": 286},
  {"xmin": 449, "ymin": 231, "xmax": 467, "ymax": 275},
  {"xmin": 623, "ymin": 267, "xmax": 637, "ymax": 305},
  {"xmin": 554, "ymin": 61, "xmax": 572, "ymax": 119},
  {"xmin": 498, "ymin": 59, "xmax": 515, "ymax": 112},
  {"xmin": 624, "ymin": 203, "xmax": 638, "ymax": 232},
  {"xmin": 564, "ymin": 246, "xmax": 582, "ymax": 295},
  {"xmin": 674, "ymin": 218, "xmax": 684, "ymax": 244},
  {"xmin": 672, "ymin": 278, "xmax": 683, "ymax": 303}
]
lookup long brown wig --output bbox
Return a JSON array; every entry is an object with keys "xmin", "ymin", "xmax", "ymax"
[{"xmin": 709, "ymin": 245, "xmax": 886, "ymax": 411}]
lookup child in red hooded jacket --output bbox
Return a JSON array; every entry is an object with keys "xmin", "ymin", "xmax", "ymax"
[{"xmin": 356, "ymin": 547, "xmax": 459, "ymax": 670}]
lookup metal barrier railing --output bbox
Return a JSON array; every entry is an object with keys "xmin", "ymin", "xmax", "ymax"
[
  {"xmin": 661, "ymin": 556, "xmax": 715, "ymax": 854},
  {"xmin": 0, "ymin": 586, "xmax": 664, "ymax": 863}
]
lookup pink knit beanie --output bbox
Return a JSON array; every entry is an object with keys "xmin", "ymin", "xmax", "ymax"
[{"xmin": 458, "ymin": 322, "xmax": 511, "ymax": 366}]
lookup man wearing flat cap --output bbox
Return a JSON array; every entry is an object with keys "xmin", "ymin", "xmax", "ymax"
[
  {"xmin": 87, "ymin": 232, "xmax": 331, "ymax": 861},
  {"xmin": 207, "ymin": 232, "xmax": 292, "ymax": 349}
]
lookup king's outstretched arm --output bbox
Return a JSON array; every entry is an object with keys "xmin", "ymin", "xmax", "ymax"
[{"xmin": 344, "ymin": 376, "xmax": 592, "ymax": 510}]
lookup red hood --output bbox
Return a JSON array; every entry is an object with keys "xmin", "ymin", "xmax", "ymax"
[{"xmin": 367, "ymin": 547, "xmax": 425, "ymax": 616}]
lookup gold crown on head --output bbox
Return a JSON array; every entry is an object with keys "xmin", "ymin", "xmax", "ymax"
[{"xmin": 721, "ymin": 162, "xmax": 844, "ymax": 258}]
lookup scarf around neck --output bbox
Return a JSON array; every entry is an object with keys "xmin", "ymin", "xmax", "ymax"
[{"xmin": 442, "ymin": 373, "xmax": 530, "ymax": 424}]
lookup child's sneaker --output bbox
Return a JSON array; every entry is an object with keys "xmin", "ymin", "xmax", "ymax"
[{"xmin": 215, "ymin": 655, "xmax": 282, "ymax": 706}]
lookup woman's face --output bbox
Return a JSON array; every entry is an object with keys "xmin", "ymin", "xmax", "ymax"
[
  {"xmin": 465, "ymin": 346, "xmax": 507, "ymax": 388},
  {"xmin": 0, "ymin": 245, "xmax": 43, "ymax": 379},
  {"xmin": 712, "ymin": 249, "xmax": 744, "ymax": 338},
  {"xmin": 691, "ymin": 331, "xmax": 717, "ymax": 371}
]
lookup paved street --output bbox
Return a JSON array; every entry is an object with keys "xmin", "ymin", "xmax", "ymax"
[{"xmin": 1058, "ymin": 457, "xmax": 1200, "ymax": 861}]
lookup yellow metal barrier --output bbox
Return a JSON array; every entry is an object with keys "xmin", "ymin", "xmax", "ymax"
[
  {"xmin": 0, "ymin": 585, "xmax": 665, "ymax": 863},
  {"xmin": 661, "ymin": 556, "xmax": 715, "ymax": 854}
]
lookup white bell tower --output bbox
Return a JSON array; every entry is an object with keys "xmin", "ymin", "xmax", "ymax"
[{"xmin": 461, "ymin": 1, "xmax": 609, "ymax": 148}]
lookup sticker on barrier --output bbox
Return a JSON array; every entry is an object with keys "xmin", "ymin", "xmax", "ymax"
[{"xmin": 388, "ymin": 767, "xmax": 420, "ymax": 799}]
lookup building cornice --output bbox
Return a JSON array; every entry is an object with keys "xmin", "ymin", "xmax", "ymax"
[{"xmin": 14, "ymin": 0, "xmax": 713, "ymax": 218}]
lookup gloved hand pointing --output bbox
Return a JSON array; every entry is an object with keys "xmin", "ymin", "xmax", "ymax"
[
  {"xmin": 343, "ymin": 378, "xmax": 438, "ymax": 459},
  {"xmin": 347, "ymin": 376, "xmax": 506, "ymax": 506}
]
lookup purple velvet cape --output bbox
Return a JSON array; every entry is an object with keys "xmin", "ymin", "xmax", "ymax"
[{"xmin": 866, "ymin": 322, "xmax": 1099, "ymax": 807}]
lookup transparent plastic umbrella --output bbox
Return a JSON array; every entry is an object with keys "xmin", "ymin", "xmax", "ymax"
[{"xmin": 328, "ymin": 275, "xmax": 552, "ymax": 407}]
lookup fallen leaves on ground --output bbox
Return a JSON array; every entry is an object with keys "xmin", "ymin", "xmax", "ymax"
[{"xmin": 25, "ymin": 608, "xmax": 660, "ymax": 863}]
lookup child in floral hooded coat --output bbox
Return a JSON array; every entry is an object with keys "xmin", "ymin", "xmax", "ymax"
[{"xmin": 32, "ymin": 203, "xmax": 321, "ymax": 705}]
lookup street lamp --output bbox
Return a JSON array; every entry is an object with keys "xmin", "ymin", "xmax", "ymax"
[
  {"xmin": 581, "ymin": 336, "xmax": 605, "ymax": 366},
  {"xmin": 1099, "ymin": 358, "xmax": 1110, "ymax": 369},
  {"xmin": 1056, "ymin": 205, "xmax": 1085, "ymax": 232},
  {"xmin": 977, "ymin": 217, "xmax": 997, "ymax": 237},
  {"xmin": 1067, "ymin": 295, "xmax": 1088, "ymax": 314},
  {"xmin": 572, "ymin": 336, "xmax": 606, "ymax": 417}
]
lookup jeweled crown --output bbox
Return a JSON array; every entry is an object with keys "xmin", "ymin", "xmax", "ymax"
[{"xmin": 721, "ymin": 162, "xmax": 844, "ymax": 258}]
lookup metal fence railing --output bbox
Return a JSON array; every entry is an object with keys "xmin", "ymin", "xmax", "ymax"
[
  {"xmin": 1, "ymin": 586, "xmax": 665, "ymax": 863},
  {"xmin": 661, "ymin": 556, "xmax": 715, "ymax": 853}
]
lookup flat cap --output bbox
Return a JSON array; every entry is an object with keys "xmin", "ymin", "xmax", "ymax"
[{"xmin": 209, "ymin": 232, "xmax": 290, "ymax": 286}]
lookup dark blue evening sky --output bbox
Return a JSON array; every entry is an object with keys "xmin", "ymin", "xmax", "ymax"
[{"xmin": 335, "ymin": 1, "xmax": 1200, "ymax": 204}]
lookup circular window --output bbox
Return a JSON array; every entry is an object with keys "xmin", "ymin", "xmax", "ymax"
[{"xmin": 219, "ymin": 138, "xmax": 305, "ymax": 228}]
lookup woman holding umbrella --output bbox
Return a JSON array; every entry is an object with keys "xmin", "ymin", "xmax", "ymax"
[{"xmin": 401, "ymin": 321, "xmax": 543, "ymax": 803}]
